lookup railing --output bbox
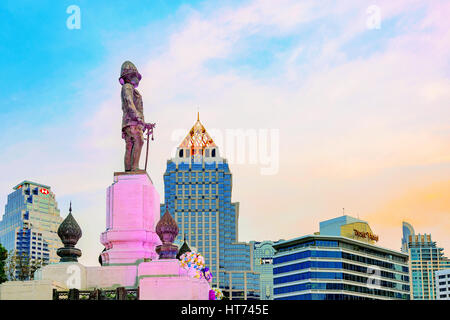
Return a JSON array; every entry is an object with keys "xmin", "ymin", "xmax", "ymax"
[{"xmin": 53, "ymin": 287, "xmax": 139, "ymax": 300}]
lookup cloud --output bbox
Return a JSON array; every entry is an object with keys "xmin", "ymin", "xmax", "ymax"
[
  {"xmin": 366, "ymin": 180, "xmax": 450, "ymax": 252},
  {"xmin": 1, "ymin": 0, "xmax": 449, "ymax": 265},
  {"xmin": 367, "ymin": 180, "xmax": 450, "ymax": 227}
]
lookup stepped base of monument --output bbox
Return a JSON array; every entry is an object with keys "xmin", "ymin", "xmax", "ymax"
[
  {"xmin": 0, "ymin": 260, "xmax": 210, "ymax": 300},
  {"xmin": 100, "ymin": 229, "xmax": 161, "ymax": 265}
]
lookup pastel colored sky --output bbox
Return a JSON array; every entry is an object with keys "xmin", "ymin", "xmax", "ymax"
[{"xmin": 0, "ymin": 0, "xmax": 449, "ymax": 266}]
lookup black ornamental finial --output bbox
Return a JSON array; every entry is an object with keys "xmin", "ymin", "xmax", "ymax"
[
  {"xmin": 57, "ymin": 202, "xmax": 82, "ymax": 262},
  {"xmin": 176, "ymin": 234, "xmax": 191, "ymax": 259}
]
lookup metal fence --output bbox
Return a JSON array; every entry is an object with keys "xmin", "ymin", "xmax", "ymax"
[{"xmin": 53, "ymin": 287, "xmax": 139, "ymax": 300}]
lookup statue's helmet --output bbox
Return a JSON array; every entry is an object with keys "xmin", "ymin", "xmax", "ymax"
[{"xmin": 119, "ymin": 61, "xmax": 142, "ymax": 85}]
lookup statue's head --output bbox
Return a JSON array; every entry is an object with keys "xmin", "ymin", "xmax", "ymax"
[{"xmin": 119, "ymin": 61, "xmax": 142, "ymax": 88}]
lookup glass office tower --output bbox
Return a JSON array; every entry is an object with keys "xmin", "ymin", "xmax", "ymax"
[
  {"xmin": 402, "ymin": 223, "xmax": 450, "ymax": 300},
  {"xmin": 273, "ymin": 216, "xmax": 410, "ymax": 300},
  {"xmin": 0, "ymin": 181, "xmax": 63, "ymax": 279},
  {"xmin": 401, "ymin": 222, "xmax": 415, "ymax": 253},
  {"xmin": 161, "ymin": 115, "xmax": 260, "ymax": 299}
]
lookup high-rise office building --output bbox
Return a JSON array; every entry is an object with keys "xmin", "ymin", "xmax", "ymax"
[
  {"xmin": 273, "ymin": 215, "xmax": 410, "ymax": 300},
  {"xmin": 401, "ymin": 222, "xmax": 450, "ymax": 300},
  {"xmin": 0, "ymin": 181, "xmax": 63, "ymax": 279},
  {"xmin": 161, "ymin": 115, "xmax": 260, "ymax": 299},
  {"xmin": 401, "ymin": 221, "xmax": 415, "ymax": 253},
  {"xmin": 436, "ymin": 269, "xmax": 450, "ymax": 300}
]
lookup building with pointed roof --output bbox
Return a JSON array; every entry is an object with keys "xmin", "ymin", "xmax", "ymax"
[
  {"xmin": 161, "ymin": 113, "xmax": 260, "ymax": 300},
  {"xmin": 172, "ymin": 113, "xmax": 220, "ymax": 165}
]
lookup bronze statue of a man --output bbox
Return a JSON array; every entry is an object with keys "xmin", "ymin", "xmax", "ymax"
[{"xmin": 119, "ymin": 61, "xmax": 145, "ymax": 172}]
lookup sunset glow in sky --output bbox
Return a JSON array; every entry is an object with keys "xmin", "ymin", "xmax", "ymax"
[{"xmin": 0, "ymin": 0, "xmax": 449, "ymax": 265}]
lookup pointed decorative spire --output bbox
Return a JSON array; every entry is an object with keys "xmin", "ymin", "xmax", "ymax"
[
  {"xmin": 57, "ymin": 202, "xmax": 82, "ymax": 262},
  {"xmin": 178, "ymin": 115, "xmax": 216, "ymax": 151},
  {"xmin": 155, "ymin": 205, "xmax": 179, "ymax": 259}
]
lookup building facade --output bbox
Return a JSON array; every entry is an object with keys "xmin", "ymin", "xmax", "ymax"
[
  {"xmin": 436, "ymin": 269, "xmax": 450, "ymax": 300},
  {"xmin": 402, "ymin": 222, "xmax": 450, "ymax": 300},
  {"xmin": 0, "ymin": 181, "xmax": 63, "ymax": 279},
  {"xmin": 273, "ymin": 216, "xmax": 410, "ymax": 300},
  {"xmin": 251, "ymin": 240, "xmax": 282, "ymax": 300},
  {"xmin": 401, "ymin": 221, "xmax": 415, "ymax": 253},
  {"xmin": 161, "ymin": 115, "xmax": 260, "ymax": 299}
]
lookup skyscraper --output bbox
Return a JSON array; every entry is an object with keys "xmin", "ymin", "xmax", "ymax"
[
  {"xmin": 0, "ymin": 181, "xmax": 63, "ymax": 279},
  {"xmin": 401, "ymin": 222, "xmax": 450, "ymax": 300},
  {"xmin": 161, "ymin": 114, "xmax": 260, "ymax": 299},
  {"xmin": 401, "ymin": 221, "xmax": 415, "ymax": 253}
]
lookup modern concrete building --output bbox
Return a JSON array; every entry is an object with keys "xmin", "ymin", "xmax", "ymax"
[
  {"xmin": 251, "ymin": 240, "xmax": 283, "ymax": 300},
  {"xmin": 0, "ymin": 181, "xmax": 63, "ymax": 279},
  {"xmin": 401, "ymin": 222, "xmax": 450, "ymax": 300},
  {"xmin": 273, "ymin": 215, "xmax": 410, "ymax": 300},
  {"xmin": 436, "ymin": 269, "xmax": 450, "ymax": 300},
  {"xmin": 160, "ymin": 114, "xmax": 260, "ymax": 299}
]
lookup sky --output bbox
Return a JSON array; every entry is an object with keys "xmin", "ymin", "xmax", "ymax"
[{"xmin": 0, "ymin": 0, "xmax": 449, "ymax": 266}]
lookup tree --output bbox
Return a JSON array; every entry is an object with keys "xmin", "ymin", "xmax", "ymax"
[
  {"xmin": 0, "ymin": 243, "xmax": 7, "ymax": 284},
  {"xmin": 29, "ymin": 257, "xmax": 44, "ymax": 279},
  {"xmin": 4, "ymin": 250, "xmax": 16, "ymax": 281},
  {"xmin": 4, "ymin": 250, "xmax": 45, "ymax": 281}
]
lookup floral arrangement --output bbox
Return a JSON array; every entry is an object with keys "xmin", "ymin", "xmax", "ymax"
[
  {"xmin": 179, "ymin": 251, "xmax": 212, "ymax": 282},
  {"xmin": 211, "ymin": 287, "xmax": 223, "ymax": 300},
  {"xmin": 179, "ymin": 251, "xmax": 221, "ymax": 300},
  {"xmin": 202, "ymin": 267, "xmax": 213, "ymax": 283},
  {"xmin": 180, "ymin": 251, "xmax": 205, "ymax": 271}
]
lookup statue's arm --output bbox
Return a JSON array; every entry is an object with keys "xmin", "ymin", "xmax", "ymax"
[{"xmin": 122, "ymin": 84, "xmax": 142, "ymax": 121}]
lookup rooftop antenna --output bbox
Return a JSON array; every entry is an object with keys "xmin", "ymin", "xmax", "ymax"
[{"xmin": 342, "ymin": 208, "xmax": 345, "ymax": 216}]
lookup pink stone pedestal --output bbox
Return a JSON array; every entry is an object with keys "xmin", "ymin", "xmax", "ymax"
[
  {"xmin": 138, "ymin": 260, "xmax": 210, "ymax": 300},
  {"xmin": 100, "ymin": 172, "xmax": 162, "ymax": 265},
  {"xmin": 97, "ymin": 171, "xmax": 210, "ymax": 299}
]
